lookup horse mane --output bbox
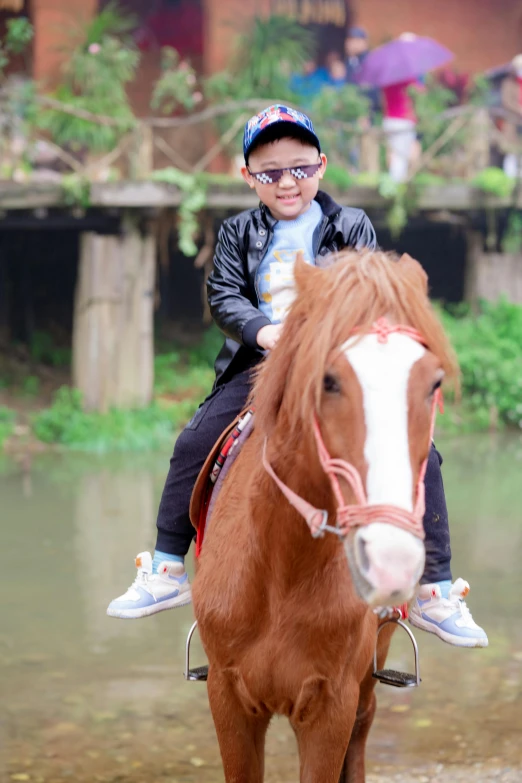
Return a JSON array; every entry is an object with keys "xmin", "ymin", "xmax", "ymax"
[{"xmin": 252, "ymin": 249, "xmax": 459, "ymax": 439}]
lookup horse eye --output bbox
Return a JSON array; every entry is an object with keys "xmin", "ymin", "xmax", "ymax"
[
  {"xmin": 323, "ymin": 373, "xmax": 341, "ymax": 394},
  {"xmin": 430, "ymin": 378, "xmax": 443, "ymax": 395}
]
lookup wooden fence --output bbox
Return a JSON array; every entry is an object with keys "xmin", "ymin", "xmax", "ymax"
[{"xmin": 3, "ymin": 96, "xmax": 522, "ymax": 185}]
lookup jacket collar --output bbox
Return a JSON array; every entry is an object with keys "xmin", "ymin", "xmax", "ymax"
[{"xmin": 259, "ymin": 189, "xmax": 342, "ymax": 227}]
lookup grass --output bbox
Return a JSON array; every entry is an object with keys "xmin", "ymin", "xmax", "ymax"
[
  {"xmin": 32, "ymin": 387, "xmax": 199, "ymax": 453},
  {"xmin": 29, "ymin": 328, "xmax": 221, "ymax": 453}
]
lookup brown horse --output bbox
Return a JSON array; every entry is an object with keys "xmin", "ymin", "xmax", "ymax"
[{"xmin": 192, "ymin": 250, "xmax": 458, "ymax": 783}]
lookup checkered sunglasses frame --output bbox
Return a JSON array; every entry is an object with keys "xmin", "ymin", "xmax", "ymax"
[{"xmin": 248, "ymin": 162, "xmax": 322, "ymax": 184}]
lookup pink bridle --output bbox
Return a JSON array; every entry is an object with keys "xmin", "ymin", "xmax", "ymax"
[{"xmin": 262, "ymin": 319, "xmax": 443, "ymax": 541}]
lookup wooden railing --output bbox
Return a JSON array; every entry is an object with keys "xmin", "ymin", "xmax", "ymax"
[{"xmin": 2, "ymin": 96, "xmax": 522, "ymax": 185}]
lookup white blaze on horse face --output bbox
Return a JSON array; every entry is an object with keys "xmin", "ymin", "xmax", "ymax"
[{"xmin": 343, "ymin": 333, "xmax": 425, "ymax": 510}]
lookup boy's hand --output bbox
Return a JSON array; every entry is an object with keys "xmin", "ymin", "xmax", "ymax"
[{"xmin": 256, "ymin": 323, "xmax": 283, "ymax": 350}]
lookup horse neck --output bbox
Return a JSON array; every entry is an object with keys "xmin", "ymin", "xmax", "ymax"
[{"xmin": 249, "ymin": 428, "xmax": 347, "ymax": 589}]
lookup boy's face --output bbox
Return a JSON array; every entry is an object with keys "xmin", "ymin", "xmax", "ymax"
[{"xmin": 241, "ymin": 137, "xmax": 327, "ymax": 221}]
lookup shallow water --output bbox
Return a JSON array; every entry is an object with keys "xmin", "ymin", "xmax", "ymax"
[{"xmin": 1, "ymin": 434, "xmax": 522, "ymax": 782}]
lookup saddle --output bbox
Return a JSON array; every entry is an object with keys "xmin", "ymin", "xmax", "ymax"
[
  {"xmin": 189, "ymin": 408, "xmax": 255, "ymax": 557},
  {"xmin": 186, "ymin": 407, "xmax": 420, "ymax": 689}
]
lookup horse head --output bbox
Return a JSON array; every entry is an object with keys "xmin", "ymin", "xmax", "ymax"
[{"xmin": 254, "ymin": 249, "xmax": 459, "ymax": 609}]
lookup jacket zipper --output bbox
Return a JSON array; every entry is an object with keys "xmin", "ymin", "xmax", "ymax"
[{"xmin": 253, "ymin": 223, "xmax": 273, "ymax": 309}]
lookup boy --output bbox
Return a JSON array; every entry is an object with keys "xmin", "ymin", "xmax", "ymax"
[{"xmin": 107, "ymin": 105, "xmax": 487, "ymax": 649}]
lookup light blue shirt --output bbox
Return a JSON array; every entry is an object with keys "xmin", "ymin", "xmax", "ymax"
[{"xmin": 256, "ymin": 200, "xmax": 323, "ymax": 323}]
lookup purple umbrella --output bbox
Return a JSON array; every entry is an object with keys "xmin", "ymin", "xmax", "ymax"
[{"xmin": 354, "ymin": 33, "xmax": 454, "ymax": 88}]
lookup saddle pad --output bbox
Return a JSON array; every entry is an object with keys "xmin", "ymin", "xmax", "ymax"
[{"xmin": 190, "ymin": 409, "xmax": 255, "ymax": 557}]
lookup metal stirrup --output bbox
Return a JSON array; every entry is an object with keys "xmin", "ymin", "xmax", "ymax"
[
  {"xmin": 184, "ymin": 620, "xmax": 209, "ymax": 682},
  {"xmin": 373, "ymin": 617, "xmax": 421, "ymax": 688}
]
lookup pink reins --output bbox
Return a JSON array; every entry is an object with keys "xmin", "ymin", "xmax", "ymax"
[{"xmin": 262, "ymin": 319, "xmax": 443, "ymax": 541}]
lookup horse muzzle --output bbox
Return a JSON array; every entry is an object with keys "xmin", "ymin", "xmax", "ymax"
[{"xmin": 345, "ymin": 522, "xmax": 426, "ymax": 607}]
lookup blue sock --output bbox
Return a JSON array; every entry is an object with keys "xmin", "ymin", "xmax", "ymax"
[
  {"xmin": 435, "ymin": 579, "xmax": 452, "ymax": 599},
  {"xmin": 152, "ymin": 550, "xmax": 184, "ymax": 574}
]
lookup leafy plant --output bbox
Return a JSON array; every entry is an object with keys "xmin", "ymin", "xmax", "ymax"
[
  {"xmin": 22, "ymin": 375, "xmax": 40, "ymax": 397},
  {"xmin": 411, "ymin": 77, "xmax": 457, "ymax": 152},
  {"xmin": 205, "ymin": 15, "xmax": 315, "ymax": 151},
  {"xmin": 377, "ymin": 174, "xmax": 410, "ymax": 237},
  {"xmin": 323, "ymin": 164, "xmax": 354, "ymax": 191},
  {"xmin": 5, "ymin": 17, "xmax": 33, "ymax": 55},
  {"xmin": 310, "ymin": 85, "xmax": 369, "ymax": 165},
  {"xmin": 32, "ymin": 386, "xmax": 197, "ymax": 453},
  {"xmin": 501, "ymin": 211, "xmax": 522, "ymax": 254},
  {"xmin": 312, "ymin": 85, "xmax": 369, "ymax": 125},
  {"xmin": 151, "ymin": 47, "xmax": 201, "ymax": 114},
  {"xmin": 0, "ymin": 16, "xmax": 33, "ymax": 77},
  {"xmin": 30, "ymin": 330, "xmax": 72, "ymax": 366},
  {"xmin": 228, "ymin": 15, "xmax": 314, "ymax": 98},
  {"xmin": 154, "ymin": 352, "xmax": 214, "ymax": 398},
  {"xmin": 151, "ymin": 167, "xmax": 207, "ymax": 256},
  {"xmin": 439, "ymin": 299, "xmax": 522, "ymax": 430},
  {"xmin": 37, "ymin": 2, "xmax": 138, "ymax": 152},
  {"xmin": 472, "ymin": 167, "xmax": 515, "ymax": 198}
]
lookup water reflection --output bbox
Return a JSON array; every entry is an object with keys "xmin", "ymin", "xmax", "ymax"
[{"xmin": 1, "ymin": 435, "xmax": 522, "ymax": 782}]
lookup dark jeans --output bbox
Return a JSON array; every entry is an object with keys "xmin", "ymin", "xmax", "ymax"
[{"xmin": 155, "ymin": 371, "xmax": 452, "ymax": 584}]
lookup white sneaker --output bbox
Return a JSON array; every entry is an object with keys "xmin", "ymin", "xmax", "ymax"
[
  {"xmin": 107, "ymin": 551, "xmax": 191, "ymax": 619},
  {"xmin": 409, "ymin": 578, "xmax": 488, "ymax": 648}
]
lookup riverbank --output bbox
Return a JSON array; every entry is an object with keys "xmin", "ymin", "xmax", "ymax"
[{"xmin": 2, "ymin": 298, "xmax": 522, "ymax": 452}]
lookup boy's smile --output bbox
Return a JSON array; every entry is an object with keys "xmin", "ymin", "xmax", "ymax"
[{"xmin": 242, "ymin": 137, "xmax": 327, "ymax": 221}]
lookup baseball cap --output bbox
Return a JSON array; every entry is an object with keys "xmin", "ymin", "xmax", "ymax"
[{"xmin": 243, "ymin": 104, "xmax": 321, "ymax": 161}]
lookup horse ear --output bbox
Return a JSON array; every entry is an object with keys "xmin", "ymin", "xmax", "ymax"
[
  {"xmin": 294, "ymin": 250, "xmax": 326, "ymax": 296},
  {"xmin": 398, "ymin": 253, "xmax": 428, "ymax": 296}
]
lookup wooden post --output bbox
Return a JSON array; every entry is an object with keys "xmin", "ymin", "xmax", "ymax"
[
  {"xmin": 136, "ymin": 123, "xmax": 154, "ymax": 180},
  {"xmin": 465, "ymin": 108, "xmax": 490, "ymax": 178},
  {"xmin": 72, "ymin": 216, "xmax": 155, "ymax": 412},
  {"xmin": 360, "ymin": 126, "xmax": 380, "ymax": 174},
  {"xmin": 463, "ymin": 229, "xmax": 483, "ymax": 305},
  {"xmin": 464, "ymin": 228, "xmax": 522, "ymax": 305}
]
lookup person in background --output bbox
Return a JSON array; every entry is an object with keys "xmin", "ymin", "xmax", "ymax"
[
  {"xmin": 382, "ymin": 76, "xmax": 419, "ymax": 182},
  {"xmin": 381, "ymin": 32, "xmax": 427, "ymax": 185},
  {"xmin": 289, "ymin": 58, "xmax": 330, "ymax": 104},
  {"xmin": 500, "ymin": 54, "xmax": 522, "ymax": 177},
  {"xmin": 344, "ymin": 26, "xmax": 369, "ymax": 84},
  {"xmin": 325, "ymin": 50, "xmax": 347, "ymax": 86},
  {"xmin": 290, "ymin": 52, "xmax": 347, "ymax": 107}
]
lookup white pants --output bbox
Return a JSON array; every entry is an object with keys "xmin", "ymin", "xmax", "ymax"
[
  {"xmin": 503, "ymin": 153, "xmax": 519, "ymax": 178},
  {"xmin": 383, "ymin": 117, "xmax": 417, "ymax": 182}
]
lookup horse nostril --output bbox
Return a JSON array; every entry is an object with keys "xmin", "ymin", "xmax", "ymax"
[{"xmin": 356, "ymin": 535, "xmax": 370, "ymax": 574}]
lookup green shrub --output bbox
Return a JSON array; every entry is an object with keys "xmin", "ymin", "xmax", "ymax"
[
  {"xmin": 439, "ymin": 299, "xmax": 522, "ymax": 430},
  {"xmin": 32, "ymin": 386, "xmax": 197, "ymax": 453},
  {"xmin": 153, "ymin": 328, "xmax": 219, "ymax": 397},
  {"xmin": 471, "ymin": 168, "xmax": 515, "ymax": 198},
  {"xmin": 0, "ymin": 406, "xmax": 15, "ymax": 448},
  {"xmin": 186, "ymin": 326, "xmax": 223, "ymax": 368},
  {"xmin": 30, "ymin": 330, "xmax": 72, "ymax": 367},
  {"xmin": 154, "ymin": 352, "xmax": 214, "ymax": 397},
  {"xmin": 22, "ymin": 375, "xmax": 40, "ymax": 397},
  {"xmin": 323, "ymin": 165, "xmax": 354, "ymax": 191}
]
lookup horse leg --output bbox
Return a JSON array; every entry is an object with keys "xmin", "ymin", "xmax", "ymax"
[
  {"xmin": 291, "ymin": 675, "xmax": 358, "ymax": 783},
  {"xmin": 337, "ymin": 690, "xmax": 376, "ymax": 783},
  {"xmin": 339, "ymin": 623, "xmax": 396, "ymax": 783},
  {"xmin": 207, "ymin": 667, "xmax": 271, "ymax": 783}
]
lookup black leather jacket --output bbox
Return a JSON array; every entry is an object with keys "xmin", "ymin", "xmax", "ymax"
[{"xmin": 207, "ymin": 190, "xmax": 377, "ymax": 385}]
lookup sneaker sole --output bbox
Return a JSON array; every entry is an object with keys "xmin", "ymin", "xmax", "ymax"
[
  {"xmin": 107, "ymin": 589, "xmax": 192, "ymax": 619},
  {"xmin": 408, "ymin": 614, "xmax": 488, "ymax": 648}
]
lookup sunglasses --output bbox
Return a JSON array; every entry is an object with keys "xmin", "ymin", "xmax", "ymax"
[{"xmin": 248, "ymin": 162, "xmax": 322, "ymax": 184}]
